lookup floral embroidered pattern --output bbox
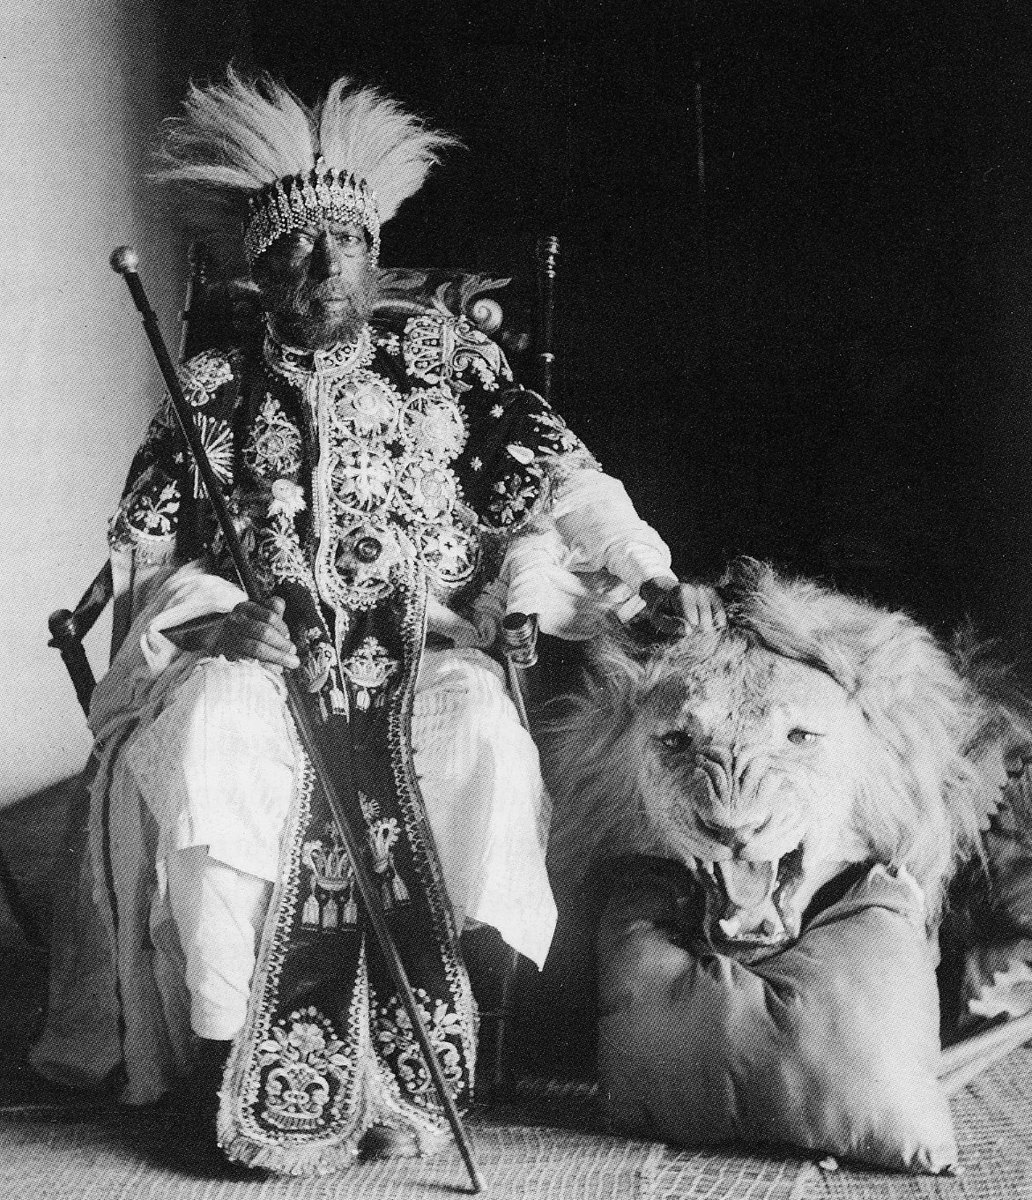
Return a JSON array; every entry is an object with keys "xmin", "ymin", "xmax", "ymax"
[
  {"xmin": 331, "ymin": 445, "xmax": 396, "ymax": 514},
  {"xmin": 268, "ymin": 478, "xmax": 306, "ymax": 522},
  {"xmin": 257, "ymin": 526, "xmax": 311, "ymax": 586},
  {"xmin": 401, "ymin": 388, "xmax": 467, "ymax": 459},
  {"xmin": 530, "ymin": 407, "xmax": 589, "ymax": 459},
  {"xmin": 179, "ymin": 348, "xmax": 233, "ymax": 407},
  {"xmin": 373, "ymin": 988, "xmax": 466, "ymax": 1105},
  {"xmin": 110, "ymin": 464, "xmax": 181, "ymax": 560},
  {"xmin": 126, "ymin": 471, "xmax": 181, "ymax": 536},
  {"xmin": 488, "ymin": 465, "xmax": 546, "ymax": 527},
  {"xmin": 256, "ymin": 1007, "xmax": 351, "ymax": 1133},
  {"xmin": 396, "ymin": 460, "xmax": 455, "ymax": 522},
  {"xmin": 340, "ymin": 636, "xmax": 399, "ymax": 710},
  {"xmin": 417, "ymin": 524, "xmax": 480, "ymax": 584},
  {"xmin": 333, "ymin": 373, "xmax": 401, "ymax": 438},
  {"xmin": 315, "ymin": 353, "xmax": 478, "ymax": 609},
  {"xmin": 224, "ymin": 477, "xmax": 316, "ymax": 594},
  {"xmin": 245, "ymin": 394, "xmax": 303, "ymax": 479}
]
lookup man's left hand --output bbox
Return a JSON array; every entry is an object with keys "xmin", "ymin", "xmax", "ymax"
[{"xmin": 640, "ymin": 577, "xmax": 727, "ymax": 635}]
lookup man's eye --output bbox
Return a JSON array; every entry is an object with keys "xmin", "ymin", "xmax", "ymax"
[
  {"xmin": 787, "ymin": 728, "xmax": 820, "ymax": 745},
  {"xmin": 658, "ymin": 730, "xmax": 693, "ymax": 752}
]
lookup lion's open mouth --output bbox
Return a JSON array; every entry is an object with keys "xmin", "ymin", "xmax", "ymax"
[{"xmin": 695, "ymin": 845, "xmax": 806, "ymax": 954}]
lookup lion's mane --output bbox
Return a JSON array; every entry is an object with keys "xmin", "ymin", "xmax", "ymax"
[{"xmin": 544, "ymin": 558, "xmax": 994, "ymax": 921}]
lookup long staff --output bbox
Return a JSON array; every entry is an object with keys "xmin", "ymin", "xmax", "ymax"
[
  {"xmin": 535, "ymin": 235, "xmax": 559, "ymax": 405},
  {"xmin": 110, "ymin": 247, "xmax": 484, "ymax": 1195}
]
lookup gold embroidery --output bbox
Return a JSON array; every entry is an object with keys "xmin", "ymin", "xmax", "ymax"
[
  {"xmin": 245, "ymin": 394, "xmax": 303, "ymax": 478},
  {"xmin": 256, "ymin": 1007, "xmax": 352, "ymax": 1132},
  {"xmin": 179, "ymin": 349, "xmax": 233, "ymax": 407},
  {"xmin": 340, "ymin": 636, "xmax": 399, "ymax": 711},
  {"xmin": 373, "ymin": 988, "xmax": 466, "ymax": 1105},
  {"xmin": 403, "ymin": 312, "xmax": 510, "ymax": 393}
]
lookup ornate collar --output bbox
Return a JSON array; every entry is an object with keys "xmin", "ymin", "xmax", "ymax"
[{"xmin": 263, "ymin": 323, "xmax": 374, "ymax": 381}]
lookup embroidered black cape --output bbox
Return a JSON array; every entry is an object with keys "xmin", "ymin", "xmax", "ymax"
[{"xmin": 108, "ymin": 307, "xmax": 595, "ymax": 1171}]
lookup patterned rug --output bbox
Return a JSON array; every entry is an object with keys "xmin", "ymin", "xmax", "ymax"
[{"xmin": 2, "ymin": 1049, "xmax": 1030, "ymax": 1200}]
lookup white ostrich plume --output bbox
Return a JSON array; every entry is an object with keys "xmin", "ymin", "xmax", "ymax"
[{"xmin": 155, "ymin": 69, "xmax": 459, "ymax": 269}]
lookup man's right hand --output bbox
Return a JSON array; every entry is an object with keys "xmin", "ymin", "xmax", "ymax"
[{"xmin": 213, "ymin": 596, "xmax": 301, "ymax": 670}]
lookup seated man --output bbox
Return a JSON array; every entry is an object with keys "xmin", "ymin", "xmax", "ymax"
[{"xmin": 32, "ymin": 71, "xmax": 723, "ymax": 1175}]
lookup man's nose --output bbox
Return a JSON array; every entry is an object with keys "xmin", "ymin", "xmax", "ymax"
[{"xmin": 309, "ymin": 231, "xmax": 343, "ymax": 281}]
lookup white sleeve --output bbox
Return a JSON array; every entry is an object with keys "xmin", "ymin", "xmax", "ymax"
[{"xmin": 549, "ymin": 469, "xmax": 678, "ymax": 594}]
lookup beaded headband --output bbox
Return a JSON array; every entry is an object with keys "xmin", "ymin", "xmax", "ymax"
[{"xmin": 244, "ymin": 156, "xmax": 381, "ymax": 265}]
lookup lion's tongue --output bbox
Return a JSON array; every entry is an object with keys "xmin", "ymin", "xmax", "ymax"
[{"xmin": 716, "ymin": 860, "xmax": 777, "ymax": 912}]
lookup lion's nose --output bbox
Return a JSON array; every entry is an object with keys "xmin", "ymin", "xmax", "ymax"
[
  {"xmin": 697, "ymin": 744, "xmax": 734, "ymax": 793},
  {"xmin": 696, "ymin": 814, "xmax": 772, "ymax": 851}
]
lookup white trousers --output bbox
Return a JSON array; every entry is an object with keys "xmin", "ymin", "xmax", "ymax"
[{"xmin": 129, "ymin": 648, "xmax": 556, "ymax": 1040}]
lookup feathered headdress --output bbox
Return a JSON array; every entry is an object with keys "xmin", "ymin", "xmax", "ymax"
[{"xmin": 155, "ymin": 69, "xmax": 459, "ymax": 270}]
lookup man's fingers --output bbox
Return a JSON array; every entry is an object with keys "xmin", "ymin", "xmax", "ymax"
[
  {"xmin": 233, "ymin": 616, "xmax": 295, "ymax": 653},
  {"xmin": 231, "ymin": 637, "xmax": 300, "ymax": 669},
  {"xmin": 670, "ymin": 584, "xmax": 701, "ymax": 629},
  {"xmin": 699, "ymin": 585, "xmax": 727, "ymax": 632},
  {"xmin": 224, "ymin": 600, "xmax": 300, "ymax": 667},
  {"xmin": 687, "ymin": 586, "xmax": 715, "ymax": 634},
  {"xmin": 641, "ymin": 579, "xmax": 728, "ymax": 637},
  {"xmin": 230, "ymin": 604, "xmax": 295, "ymax": 649},
  {"xmin": 663, "ymin": 584, "xmax": 729, "ymax": 635}
]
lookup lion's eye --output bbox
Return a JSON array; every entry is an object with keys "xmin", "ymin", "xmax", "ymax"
[
  {"xmin": 787, "ymin": 728, "xmax": 820, "ymax": 746},
  {"xmin": 658, "ymin": 730, "xmax": 693, "ymax": 752}
]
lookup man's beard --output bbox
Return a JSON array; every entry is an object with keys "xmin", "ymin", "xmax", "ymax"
[{"xmin": 264, "ymin": 267, "xmax": 381, "ymax": 350}]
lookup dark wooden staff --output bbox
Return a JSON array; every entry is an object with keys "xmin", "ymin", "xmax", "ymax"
[
  {"xmin": 535, "ymin": 235, "xmax": 559, "ymax": 405},
  {"xmin": 110, "ymin": 247, "xmax": 484, "ymax": 1195}
]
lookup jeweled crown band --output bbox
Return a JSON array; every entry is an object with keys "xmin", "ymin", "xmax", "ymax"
[{"xmin": 244, "ymin": 162, "xmax": 381, "ymax": 264}]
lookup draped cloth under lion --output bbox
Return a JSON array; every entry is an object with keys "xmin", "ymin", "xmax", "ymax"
[{"xmin": 33, "ymin": 305, "xmax": 677, "ymax": 1173}]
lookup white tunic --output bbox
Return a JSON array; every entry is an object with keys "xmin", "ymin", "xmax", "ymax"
[{"xmin": 31, "ymin": 465, "xmax": 675, "ymax": 1103}]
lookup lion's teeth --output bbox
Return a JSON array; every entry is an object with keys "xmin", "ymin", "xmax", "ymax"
[{"xmin": 718, "ymin": 916, "xmax": 742, "ymax": 938}]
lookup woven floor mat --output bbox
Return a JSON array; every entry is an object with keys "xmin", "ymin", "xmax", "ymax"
[
  {"xmin": 809, "ymin": 1047, "xmax": 1032, "ymax": 1200},
  {"xmin": 1, "ymin": 1050, "xmax": 1029, "ymax": 1200},
  {"xmin": 0, "ymin": 1107, "xmax": 814, "ymax": 1200}
]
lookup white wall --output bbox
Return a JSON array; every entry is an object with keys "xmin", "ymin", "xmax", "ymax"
[{"xmin": 0, "ymin": 1, "xmax": 248, "ymax": 806}]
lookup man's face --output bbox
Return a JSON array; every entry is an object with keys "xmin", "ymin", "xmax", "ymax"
[{"xmin": 252, "ymin": 219, "xmax": 378, "ymax": 349}]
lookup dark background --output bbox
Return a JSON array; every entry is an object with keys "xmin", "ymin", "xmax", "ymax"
[{"xmin": 229, "ymin": 0, "xmax": 1032, "ymax": 638}]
